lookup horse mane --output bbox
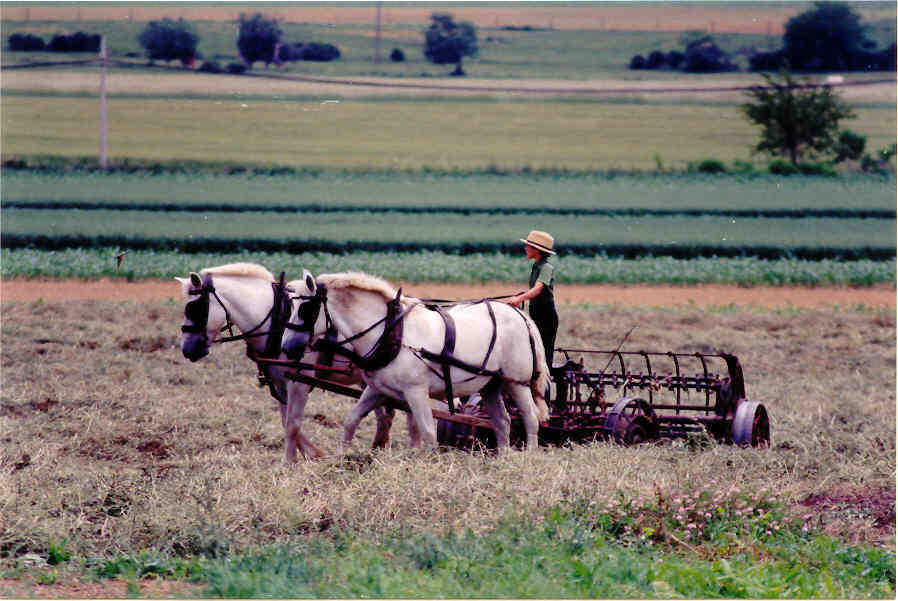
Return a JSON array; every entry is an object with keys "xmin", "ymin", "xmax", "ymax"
[
  {"xmin": 317, "ymin": 272, "xmax": 399, "ymax": 302},
  {"xmin": 200, "ymin": 262, "xmax": 275, "ymax": 282}
]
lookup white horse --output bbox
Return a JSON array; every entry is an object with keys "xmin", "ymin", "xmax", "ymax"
[
  {"xmin": 176, "ymin": 263, "xmax": 408, "ymax": 463},
  {"xmin": 282, "ymin": 271, "xmax": 550, "ymax": 452}
]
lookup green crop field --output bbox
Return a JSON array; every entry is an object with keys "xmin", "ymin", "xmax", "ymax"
[
  {"xmin": 3, "ymin": 170, "xmax": 896, "ymax": 213},
  {"xmin": 4, "ymin": 207, "xmax": 894, "ymax": 253},
  {"xmin": 4, "ymin": 248, "xmax": 894, "ymax": 287}
]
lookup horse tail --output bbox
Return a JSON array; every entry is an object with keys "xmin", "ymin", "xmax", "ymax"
[{"xmin": 522, "ymin": 312, "xmax": 550, "ymax": 423}]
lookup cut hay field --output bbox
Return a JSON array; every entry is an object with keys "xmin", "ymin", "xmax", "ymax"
[
  {"xmin": 3, "ymin": 94, "xmax": 896, "ymax": 172},
  {"xmin": 1, "ymin": 296, "xmax": 894, "ymax": 596}
]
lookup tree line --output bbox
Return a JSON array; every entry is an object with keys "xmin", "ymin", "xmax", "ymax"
[{"xmin": 630, "ymin": 2, "xmax": 895, "ymax": 74}]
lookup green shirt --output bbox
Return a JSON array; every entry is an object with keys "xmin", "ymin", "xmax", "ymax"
[{"xmin": 528, "ymin": 255, "xmax": 555, "ymax": 307}]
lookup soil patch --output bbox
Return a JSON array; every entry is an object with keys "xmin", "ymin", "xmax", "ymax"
[{"xmin": 1, "ymin": 278, "xmax": 894, "ymax": 309}]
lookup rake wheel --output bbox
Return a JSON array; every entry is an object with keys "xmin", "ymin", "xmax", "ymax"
[
  {"xmin": 732, "ymin": 400, "xmax": 770, "ymax": 448},
  {"xmin": 604, "ymin": 397, "xmax": 658, "ymax": 445}
]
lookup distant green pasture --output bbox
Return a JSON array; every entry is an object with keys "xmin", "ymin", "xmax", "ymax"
[
  {"xmin": 1, "ymin": 8, "xmax": 895, "ymax": 78},
  {"xmin": 3, "ymin": 95, "xmax": 896, "ymax": 171},
  {"xmin": 3, "ymin": 171, "xmax": 896, "ymax": 213},
  {"xmin": 0, "ymin": 19, "xmax": 780, "ymax": 79},
  {"xmin": 4, "ymin": 208, "xmax": 893, "ymax": 252}
]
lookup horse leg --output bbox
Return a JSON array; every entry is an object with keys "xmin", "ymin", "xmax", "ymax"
[
  {"xmin": 504, "ymin": 382, "xmax": 541, "ymax": 451},
  {"xmin": 340, "ymin": 387, "xmax": 383, "ymax": 453},
  {"xmin": 371, "ymin": 404, "xmax": 394, "ymax": 449},
  {"xmin": 406, "ymin": 411, "xmax": 420, "ymax": 447},
  {"xmin": 480, "ymin": 384, "xmax": 511, "ymax": 451},
  {"xmin": 283, "ymin": 380, "xmax": 323, "ymax": 462},
  {"xmin": 405, "ymin": 387, "xmax": 437, "ymax": 448}
]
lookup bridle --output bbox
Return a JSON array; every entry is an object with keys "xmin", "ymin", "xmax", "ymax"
[
  {"xmin": 182, "ymin": 272, "xmax": 294, "ymax": 352},
  {"xmin": 286, "ymin": 281, "xmax": 411, "ymax": 372},
  {"xmin": 182, "ymin": 271, "xmax": 296, "ymax": 404}
]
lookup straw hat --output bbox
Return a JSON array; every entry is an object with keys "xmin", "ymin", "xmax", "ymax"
[{"xmin": 520, "ymin": 230, "xmax": 556, "ymax": 255}]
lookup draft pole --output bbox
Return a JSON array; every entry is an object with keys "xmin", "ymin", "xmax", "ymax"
[{"xmin": 99, "ymin": 35, "xmax": 107, "ymax": 170}]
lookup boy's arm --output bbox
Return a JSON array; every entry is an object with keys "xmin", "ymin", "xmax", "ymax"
[{"xmin": 506, "ymin": 281, "xmax": 544, "ymax": 307}]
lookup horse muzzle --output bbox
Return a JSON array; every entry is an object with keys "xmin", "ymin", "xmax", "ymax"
[
  {"xmin": 182, "ymin": 338, "xmax": 210, "ymax": 362},
  {"xmin": 282, "ymin": 331, "xmax": 310, "ymax": 361}
]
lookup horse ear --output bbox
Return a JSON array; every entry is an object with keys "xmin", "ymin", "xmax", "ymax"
[{"xmin": 189, "ymin": 272, "xmax": 202, "ymax": 288}]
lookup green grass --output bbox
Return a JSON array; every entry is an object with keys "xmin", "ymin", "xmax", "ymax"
[
  {"xmin": 191, "ymin": 523, "xmax": 894, "ymax": 598},
  {"xmin": 3, "ymin": 95, "xmax": 896, "ymax": 172},
  {"xmin": 32, "ymin": 505, "xmax": 898, "ymax": 598},
  {"xmin": 3, "ymin": 170, "xmax": 896, "ymax": 213},
  {"xmin": 3, "ymin": 248, "xmax": 894, "ymax": 286}
]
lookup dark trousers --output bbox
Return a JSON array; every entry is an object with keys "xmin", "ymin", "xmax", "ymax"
[{"xmin": 529, "ymin": 302, "xmax": 558, "ymax": 366}]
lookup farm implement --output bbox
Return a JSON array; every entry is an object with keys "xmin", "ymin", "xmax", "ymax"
[
  {"xmin": 436, "ymin": 349, "xmax": 770, "ymax": 449},
  {"xmin": 279, "ymin": 348, "xmax": 770, "ymax": 450}
]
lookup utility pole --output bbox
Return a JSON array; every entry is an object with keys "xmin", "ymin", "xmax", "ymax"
[
  {"xmin": 375, "ymin": 1, "xmax": 382, "ymax": 63},
  {"xmin": 99, "ymin": 35, "xmax": 107, "ymax": 170}
]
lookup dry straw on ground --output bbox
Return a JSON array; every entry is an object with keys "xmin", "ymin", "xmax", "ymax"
[{"xmin": 1, "ymin": 298, "xmax": 894, "ymax": 560}]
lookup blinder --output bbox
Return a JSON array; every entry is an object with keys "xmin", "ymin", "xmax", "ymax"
[
  {"xmin": 181, "ymin": 276, "xmax": 214, "ymax": 335},
  {"xmin": 284, "ymin": 282, "xmax": 330, "ymax": 359}
]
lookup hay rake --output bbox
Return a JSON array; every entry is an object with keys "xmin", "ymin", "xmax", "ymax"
[{"xmin": 436, "ymin": 349, "xmax": 770, "ymax": 449}]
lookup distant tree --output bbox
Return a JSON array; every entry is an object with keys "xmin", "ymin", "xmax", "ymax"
[
  {"xmin": 48, "ymin": 31, "xmax": 101, "ymax": 53},
  {"xmin": 237, "ymin": 13, "xmax": 282, "ymax": 68},
  {"xmin": 683, "ymin": 36, "xmax": 736, "ymax": 73},
  {"xmin": 423, "ymin": 13, "xmax": 478, "ymax": 76},
  {"xmin": 783, "ymin": 2, "xmax": 870, "ymax": 71},
  {"xmin": 831, "ymin": 129, "xmax": 866, "ymax": 164},
  {"xmin": 629, "ymin": 54, "xmax": 647, "ymax": 69},
  {"xmin": 138, "ymin": 18, "xmax": 198, "ymax": 66},
  {"xmin": 743, "ymin": 70, "xmax": 855, "ymax": 165},
  {"xmin": 8, "ymin": 32, "xmax": 46, "ymax": 51}
]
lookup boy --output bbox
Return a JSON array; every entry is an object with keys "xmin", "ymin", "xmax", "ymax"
[{"xmin": 505, "ymin": 230, "xmax": 558, "ymax": 366}]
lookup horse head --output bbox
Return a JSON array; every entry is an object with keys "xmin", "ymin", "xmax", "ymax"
[
  {"xmin": 283, "ymin": 270, "xmax": 324, "ymax": 361},
  {"xmin": 175, "ymin": 271, "xmax": 228, "ymax": 362}
]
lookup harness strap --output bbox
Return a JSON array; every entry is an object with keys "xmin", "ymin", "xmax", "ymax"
[
  {"xmin": 479, "ymin": 301, "xmax": 499, "ymax": 374},
  {"xmin": 430, "ymin": 305, "xmax": 457, "ymax": 414},
  {"xmin": 510, "ymin": 305, "xmax": 540, "ymax": 383},
  {"xmin": 254, "ymin": 273, "xmax": 293, "ymax": 405},
  {"xmin": 313, "ymin": 289, "xmax": 410, "ymax": 372}
]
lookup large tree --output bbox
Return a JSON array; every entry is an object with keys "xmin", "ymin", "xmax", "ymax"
[
  {"xmin": 783, "ymin": 2, "xmax": 869, "ymax": 71},
  {"xmin": 237, "ymin": 13, "xmax": 282, "ymax": 68},
  {"xmin": 138, "ymin": 18, "xmax": 198, "ymax": 66},
  {"xmin": 423, "ymin": 13, "xmax": 478, "ymax": 76},
  {"xmin": 743, "ymin": 70, "xmax": 855, "ymax": 165}
]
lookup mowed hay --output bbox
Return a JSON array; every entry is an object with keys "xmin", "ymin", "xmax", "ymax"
[{"xmin": 0, "ymin": 297, "xmax": 894, "ymax": 559}]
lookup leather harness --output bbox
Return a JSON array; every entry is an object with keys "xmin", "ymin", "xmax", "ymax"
[{"xmin": 292, "ymin": 282, "xmax": 541, "ymax": 415}]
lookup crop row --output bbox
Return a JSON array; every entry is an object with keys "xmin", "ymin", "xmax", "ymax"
[
  {"xmin": 3, "ymin": 208, "xmax": 894, "ymax": 259},
  {"xmin": 3, "ymin": 248, "xmax": 895, "ymax": 286},
  {"xmin": 4, "ymin": 171, "xmax": 896, "ymax": 213},
  {"xmin": 4, "ymin": 200, "xmax": 894, "ymax": 220}
]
